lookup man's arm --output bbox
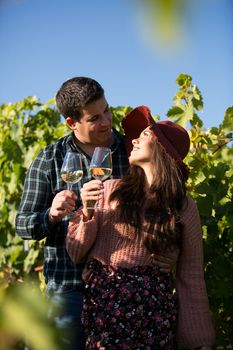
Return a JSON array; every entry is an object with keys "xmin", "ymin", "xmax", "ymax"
[
  {"xmin": 16, "ymin": 149, "xmax": 77, "ymax": 241},
  {"xmin": 151, "ymin": 249, "xmax": 179, "ymax": 273},
  {"xmin": 15, "ymin": 150, "xmax": 54, "ymax": 240}
]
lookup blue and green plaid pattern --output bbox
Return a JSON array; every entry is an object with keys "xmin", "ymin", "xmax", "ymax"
[{"xmin": 16, "ymin": 130, "xmax": 129, "ymax": 293}]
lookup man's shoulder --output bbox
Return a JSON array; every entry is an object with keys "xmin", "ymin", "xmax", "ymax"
[
  {"xmin": 31, "ymin": 134, "xmax": 71, "ymax": 165},
  {"xmin": 39, "ymin": 134, "xmax": 70, "ymax": 156},
  {"xmin": 112, "ymin": 128, "xmax": 125, "ymax": 142},
  {"xmin": 112, "ymin": 128, "xmax": 127, "ymax": 154},
  {"xmin": 44, "ymin": 134, "xmax": 70, "ymax": 150}
]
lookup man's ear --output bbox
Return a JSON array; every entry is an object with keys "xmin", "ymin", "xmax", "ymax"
[{"xmin": 66, "ymin": 117, "xmax": 78, "ymax": 130}]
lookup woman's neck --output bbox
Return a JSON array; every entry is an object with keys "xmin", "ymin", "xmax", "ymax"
[{"xmin": 142, "ymin": 165, "xmax": 154, "ymax": 188}]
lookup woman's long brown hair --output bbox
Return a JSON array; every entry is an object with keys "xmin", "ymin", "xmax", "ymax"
[{"xmin": 109, "ymin": 140, "xmax": 187, "ymax": 254}]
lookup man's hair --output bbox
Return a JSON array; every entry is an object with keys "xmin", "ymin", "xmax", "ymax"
[{"xmin": 55, "ymin": 77, "xmax": 104, "ymax": 120}]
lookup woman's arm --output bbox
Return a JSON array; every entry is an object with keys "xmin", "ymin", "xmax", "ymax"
[
  {"xmin": 176, "ymin": 197, "xmax": 215, "ymax": 349},
  {"xmin": 66, "ymin": 207, "xmax": 98, "ymax": 263},
  {"xmin": 66, "ymin": 179, "xmax": 103, "ymax": 262}
]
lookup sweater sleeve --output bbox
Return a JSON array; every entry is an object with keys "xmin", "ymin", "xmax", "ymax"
[
  {"xmin": 66, "ymin": 208, "xmax": 99, "ymax": 263},
  {"xmin": 66, "ymin": 179, "xmax": 119, "ymax": 263},
  {"xmin": 176, "ymin": 197, "xmax": 216, "ymax": 349}
]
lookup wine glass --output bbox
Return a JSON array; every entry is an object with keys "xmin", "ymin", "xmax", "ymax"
[
  {"xmin": 60, "ymin": 152, "xmax": 83, "ymax": 192},
  {"xmin": 88, "ymin": 147, "xmax": 112, "ymax": 208}
]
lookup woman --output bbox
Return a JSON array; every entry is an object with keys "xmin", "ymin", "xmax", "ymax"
[{"xmin": 66, "ymin": 106, "xmax": 215, "ymax": 349}]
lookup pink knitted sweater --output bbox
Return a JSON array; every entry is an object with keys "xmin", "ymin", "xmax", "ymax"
[{"xmin": 66, "ymin": 179, "xmax": 215, "ymax": 349}]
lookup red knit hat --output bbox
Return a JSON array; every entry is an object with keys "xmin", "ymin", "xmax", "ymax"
[{"xmin": 122, "ymin": 105, "xmax": 190, "ymax": 177}]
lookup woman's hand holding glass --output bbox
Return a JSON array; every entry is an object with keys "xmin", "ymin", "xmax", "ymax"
[{"xmin": 80, "ymin": 180, "xmax": 104, "ymax": 219}]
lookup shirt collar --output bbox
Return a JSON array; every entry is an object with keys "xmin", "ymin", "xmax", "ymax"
[{"xmin": 64, "ymin": 129, "xmax": 123, "ymax": 156}]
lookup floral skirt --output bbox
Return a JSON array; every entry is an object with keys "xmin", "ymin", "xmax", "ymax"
[{"xmin": 82, "ymin": 259, "xmax": 177, "ymax": 350}]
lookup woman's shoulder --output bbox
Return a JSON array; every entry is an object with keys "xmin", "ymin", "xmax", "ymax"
[
  {"xmin": 181, "ymin": 196, "xmax": 197, "ymax": 213},
  {"xmin": 180, "ymin": 196, "xmax": 200, "ymax": 220},
  {"xmin": 180, "ymin": 196, "xmax": 203, "ymax": 238}
]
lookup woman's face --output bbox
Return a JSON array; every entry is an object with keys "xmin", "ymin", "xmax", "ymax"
[{"xmin": 129, "ymin": 126, "xmax": 155, "ymax": 166}]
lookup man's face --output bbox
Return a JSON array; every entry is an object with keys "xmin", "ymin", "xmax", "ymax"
[{"xmin": 67, "ymin": 97, "xmax": 112, "ymax": 147}]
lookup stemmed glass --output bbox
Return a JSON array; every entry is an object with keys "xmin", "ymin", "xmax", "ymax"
[
  {"xmin": 88, "ymin": 147, "xmax": 112, "ymax": 208},
  {"xmin": 60, "ymin": 151, "xmax": 83, "ymax": 191}
]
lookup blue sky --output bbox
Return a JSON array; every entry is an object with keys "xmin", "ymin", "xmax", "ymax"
[{"xmin": 0, "ymin": 0, "xmax": 232, "ymax": 129}]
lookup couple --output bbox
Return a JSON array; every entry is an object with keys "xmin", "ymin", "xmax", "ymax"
[{"xmin": 16, "ymin": 77, "xmax": 215, "ymax": 349}]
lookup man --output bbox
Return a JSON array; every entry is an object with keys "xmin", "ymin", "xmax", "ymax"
[{"xmin": 16, "ymin": 77, "xmax": 175, "ymax": 350}]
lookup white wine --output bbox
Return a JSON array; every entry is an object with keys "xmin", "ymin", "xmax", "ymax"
[
  {"xmin": 90, "ymin": 167, "xmax": 112, "ymax": 181},
  {"xmin": 61, "ymin": 170, "xmax": 83, "ymax": 184}
]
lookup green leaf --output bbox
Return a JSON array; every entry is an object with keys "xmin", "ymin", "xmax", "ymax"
[
  {"xmin": 24, "ymin": 248, "xmax": 40, "ymax": 273},
  {"xmin": 192, "ymin": 85, "xmax": 204, "ymax": 111},
  {"xmin": 176, "ymin": 73, "xmax": 192, "ymax": 87},
  {"xmin": 166, "ymin": 106, "xmax": 184, "ymax": 118},
  {"xmin": 1, "ymin": 283, "xmax": 60, "ymax": 350},
  {"xmin": 196, "ymin": 195, "xmax": 213, "ymax": 217},
  {"xmin": 220, "ymin": 106, "xmax": 233, "ymax": 131},
  {"xmin": 190, "ymin": 113, "xmax": 203, "ymax": 128},
  {"xmin": 111, "ymin": 105, "xmax": 132, "ymax": 134}
]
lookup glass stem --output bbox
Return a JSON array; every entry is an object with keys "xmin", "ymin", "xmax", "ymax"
[{"xmin": 96, "ymin": 180, "xmax": 103, "ymax": 209}]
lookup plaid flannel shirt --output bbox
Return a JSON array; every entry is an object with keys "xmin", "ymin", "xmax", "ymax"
[{"xmin": 16, "ymin": 130, "xmax": 129, "ymax": 293}]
